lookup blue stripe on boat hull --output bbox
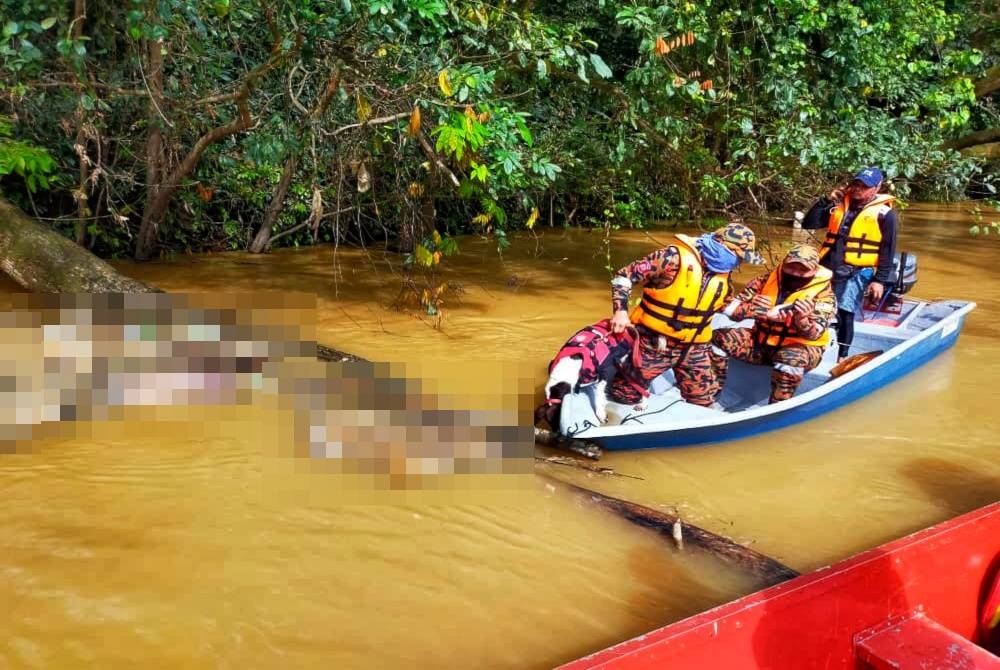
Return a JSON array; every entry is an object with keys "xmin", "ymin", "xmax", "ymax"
[{"xmin": 593, "ymin": 313, "xmax": 969, "ymax": 451}]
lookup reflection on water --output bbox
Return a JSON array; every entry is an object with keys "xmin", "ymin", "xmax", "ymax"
[{"xmin": 1, "ymin": 203, "xmax": 1000, "ymax": 667}]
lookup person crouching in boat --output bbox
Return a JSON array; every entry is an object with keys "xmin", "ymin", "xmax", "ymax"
[
  {"xmin": 607, "ymin": 222, "xmax": 764, "ymax": 409},
  {"xmin": 800, "ymin": 167, "xmax": 898, "ymax": 362},
  {"xmin": 707, "ymin": 244, "xmax": 835, "ymax": 405}
]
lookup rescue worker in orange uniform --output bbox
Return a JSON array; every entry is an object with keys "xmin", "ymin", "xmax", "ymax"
[
  {"xmin": 608, "ymin": 222, "xmax": 763, "ymax": 408},
  {"xmin": 708, "ymin": 244, "xmax": 836, "ymax": 404},
  {"xmin": 801, "ymin": 167, "xmax": 898, "ymax": 361}
]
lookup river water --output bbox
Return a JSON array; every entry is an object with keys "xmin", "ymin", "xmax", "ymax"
[{"xmin": 1, "ymin": 203, "xmax": 999, "ymax": 668}]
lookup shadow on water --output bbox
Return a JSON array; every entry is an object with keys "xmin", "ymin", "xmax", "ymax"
[{"xmin": 899, "ymin": 457, "xmax": 1000, "ymax": 519}]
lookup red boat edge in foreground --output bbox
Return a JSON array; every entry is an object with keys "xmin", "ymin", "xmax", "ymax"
[{"xmin": 560, "ymin": 502, "xmax": 1000, "ymax": 670}]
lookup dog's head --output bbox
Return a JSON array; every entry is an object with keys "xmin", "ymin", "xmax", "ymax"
[{"xmin": 534, "ymin": 381, "xmax": 571, "ymax": 430}]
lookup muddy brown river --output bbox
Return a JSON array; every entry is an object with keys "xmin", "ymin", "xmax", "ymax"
[{"xmin": 1, "ymin": 203, "xmax": 999, "ymax": 668}]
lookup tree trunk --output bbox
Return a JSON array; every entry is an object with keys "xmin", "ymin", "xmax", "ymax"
[
  {"xmin": 136, "ymin": 30, "xmax": 165, "ymax": 262},
  {"xmin": 0, "ymin": 196, "xmax": 371, "ymax": 364},
  {"xmin": 944, "ymin": 127, "xmax": 1000, "ymax": 152},
  {"xmin": 549, "ymin": 477, "xmax": 801, "ymax": 587},
  {"xmin": 72, "ymin": 0, "xmax": 89, "ymax": 247},
  {"xmin": 249, "ymin": 67, "xmax": 341, "ymax": 254},
  {"xmin": 962, "ymin": 142, "xmax": 1000, "ymax": 160},
  {"xmin": 134, "ymin": 38, "xmax": 298, "ymax": 261},
  {"xmin": 250, "ymin": 152, "xmax": 299, "ymax": 253},
  {"xmin": 0, "ymin": 198, "xmax": 158, "ymax": 292},
  {"xmin": 975, "ymin": 64, "xmax": 1000, "ymax": 99}
]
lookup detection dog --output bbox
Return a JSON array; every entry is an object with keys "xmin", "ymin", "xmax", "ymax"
[{"xmin": 535, "ymin": 319, "xmax": 642, "ymax": 430}]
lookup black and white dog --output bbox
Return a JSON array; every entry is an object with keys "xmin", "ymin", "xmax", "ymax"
[{"xmin": 534, "ymin": 319, "xmax": 643, "ymax": 430}]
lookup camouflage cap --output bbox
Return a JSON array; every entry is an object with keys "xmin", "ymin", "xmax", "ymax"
[
  {"xmin": 783, "ymin": 243, "xmax": 820, "ymax": 272},
  {"xmin": 714, "ymin": 222, "xmax": 764, "ymax": 265}
]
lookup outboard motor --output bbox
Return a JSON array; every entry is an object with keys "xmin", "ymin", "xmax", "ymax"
[
  {"xmin": 871, "ymin": 251, "xmax": 917, "ymax": 312},
  {"xmin": 889, "ymin": 251, "xmax": 917, "ymax": 297}
]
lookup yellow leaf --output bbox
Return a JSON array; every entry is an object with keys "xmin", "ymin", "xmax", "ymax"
[
  {"xmin": 408, "ymin": 105, "xmax": 421, "ymax": 136},
  {"xmin": 415, "ymin": 244, "xmax": 433, "ymax": 267},
  {"xmin": 432, "ymin": 229, "xmax": 442, "ymax": 245},
  {"xmin": 356, "ymin": 94, "xmax": 371, "ymax": 123},
  {"xmin": 438, "ymin": 70, "xmax": 453, "ymax": 98},
  {"xmin": 472, "ymin": 213, "xmax": 492, "ymax": 226},
  {"xmin": 464, "ymin": 105, "xmax": 477, "ymax": 119},
  {"xmin": 433, "ymin": 251, "xmax": 442, "ymax": 265},
  {"xmin": 526, "ymin": 206, "xmax": 539, "ymax": 230}
]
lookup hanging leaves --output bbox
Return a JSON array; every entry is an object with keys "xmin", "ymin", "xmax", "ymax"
[
  {"xmin": 438, "ymin": 69, "xmax": 453, "ymax": 97},
  {"xmin": 356, "ymin": 162, "xmax": 371, "ymax": 193},
  {"xmin": 408, "ymin": 105, "xmax": 421, "ymax": 136},
  {"xmin": 655, "ymin": 31, "xmax": 696, "ymax": 55},
  {"xmin": 195, "ymin": 183, "xmax": 215, "ymax": 203},
  {"xmin": 526, "ymin": 206, "xmax": 539, "ymax": 229},
  {"xmin": 355, "ymin": 94, "xmax": 371, "ymax": 123},
  {"xmin": 308, "ymin": 187, "xmax": 324, "ymax": 234}
]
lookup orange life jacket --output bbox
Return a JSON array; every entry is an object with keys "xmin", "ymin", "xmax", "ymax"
[
  {"xmin": 753, "ymin": 266, "xmax": 833, "ymax": 348},
  {"xmin": 629, "ymin": 235, "xmax": 731, "ymax": 344},
  {"xmin": 820, "ymin": 194, "xmax": 895, "ymax": 268}
]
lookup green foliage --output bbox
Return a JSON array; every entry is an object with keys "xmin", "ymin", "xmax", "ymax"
[
  {"xmin": 0, "ymin": 0, "xmax": 994, "ymax": 258},
  {"xmin": 0, "ymin": 117, "xmax": 55, "ymax": 193},
  {"xmin": 968, "ymin": 199, "xmax": 1000, "ymax": 236},
  {"xmin": 404, "ymin": 229, "xmax": 458, "ymax": 270}
]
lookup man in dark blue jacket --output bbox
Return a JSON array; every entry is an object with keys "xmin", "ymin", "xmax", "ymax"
[{"xmin": 801, "ymin": 167, "xmax": 898, "ymax": 361}]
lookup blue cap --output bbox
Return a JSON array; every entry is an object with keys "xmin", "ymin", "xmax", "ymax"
[{"xmin": 852, "ymin": 167, "xmax": 883, "ymax": 188}]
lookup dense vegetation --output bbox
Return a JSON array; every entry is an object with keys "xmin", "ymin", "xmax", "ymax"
[{"xmin": 1, "ymin": 0, "xmax": 998, "ymax": 262}]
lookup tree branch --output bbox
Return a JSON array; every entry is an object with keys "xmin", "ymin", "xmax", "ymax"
[
  {"xmin": 943, "ymin": 127, "xmax": 1000, "ymax": 151},
  {"xmin": 974, "ymin": 64, "xmax": 1000, "ymax": 99},
  {"xmin": 417, "ymin": 131, "xmax": 461, "ymax": 188},
  {"xmin": 327, "ymin": 111, "xmax": 413, "ymax": 136}
]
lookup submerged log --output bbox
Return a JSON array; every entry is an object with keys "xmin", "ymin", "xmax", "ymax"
[
  {"xmin": 534, "ymin": 426, "xmax": 603, "ymax": 460},
  {"xmin": 535, "ymin": 455, "xmax": 643, "ymax": 479},
  {"xmin": 548, "ymin": 477, "xmax": 800, "ymax": 586}
]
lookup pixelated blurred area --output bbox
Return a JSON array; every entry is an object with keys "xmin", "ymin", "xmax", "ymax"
[
  {"xmin": 0, "ymin": 293, "xmax": 536, "ymax": 493},
  {"xmin": 260, "ymin": 359, "xmax": 535, "ymax": 486},
  {"xmin": 0, "ymin": 292, "xmax": 318, "ymax": 449}
]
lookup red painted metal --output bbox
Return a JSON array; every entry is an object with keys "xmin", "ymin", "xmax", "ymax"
[
  {"xmin": 561, "ymin": 502, "xmax": 1000, "ymax": 670},
  {"xmin": 856, "ymin": 611, "xmax": 1000, "ymax": 669}
]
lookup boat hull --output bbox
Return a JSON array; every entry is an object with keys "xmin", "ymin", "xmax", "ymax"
[
  {"xmin": 574, "ymin": 301, "xmax": 975, "ymax": 451},
  {"xmin": 560, "ymin": 502, "xmax": 1000, "ymax": 669}
]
